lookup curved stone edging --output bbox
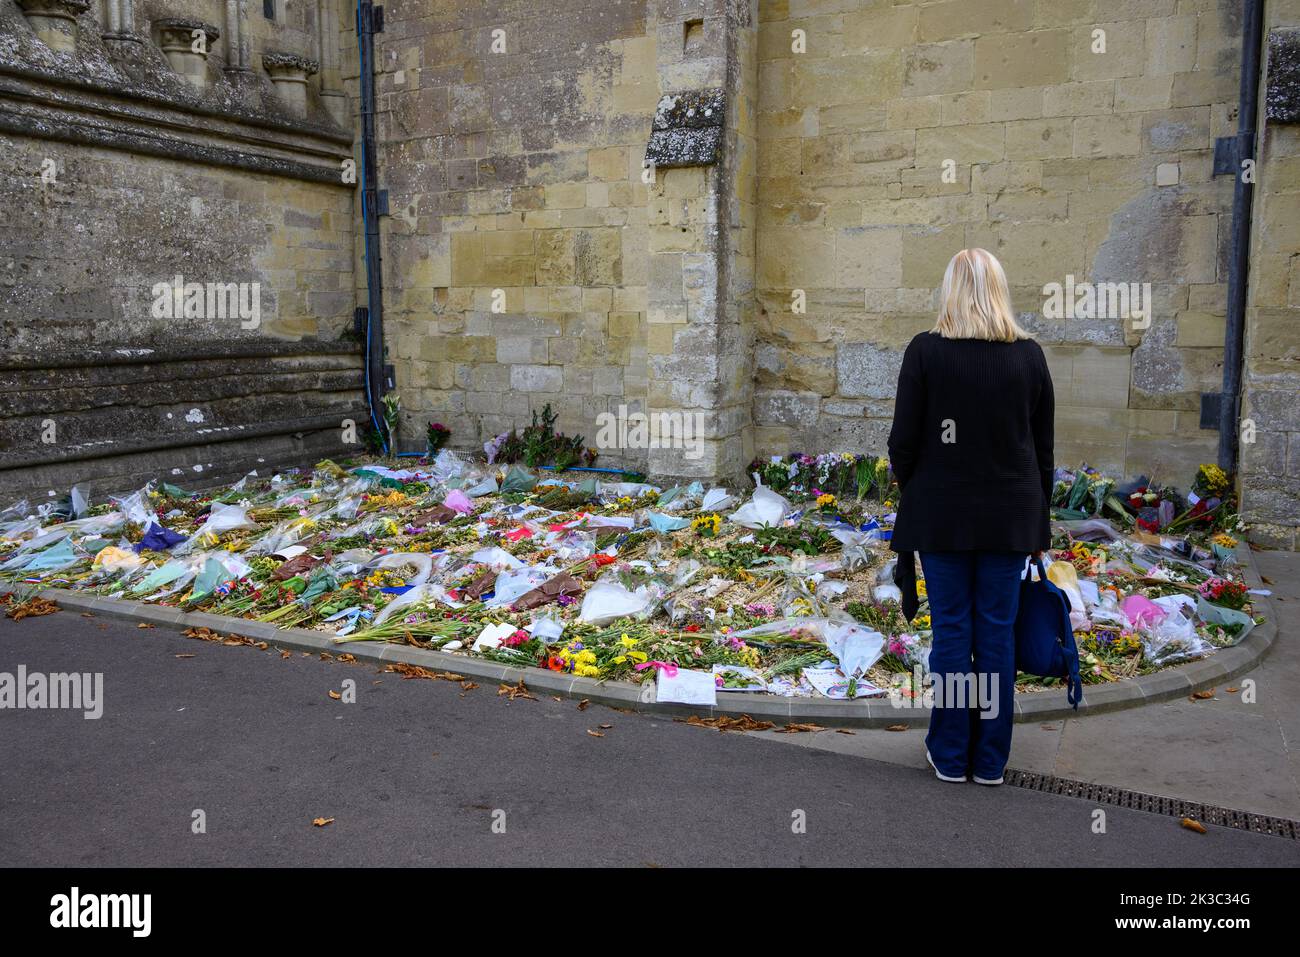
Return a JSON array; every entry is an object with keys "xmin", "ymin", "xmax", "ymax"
[{"xmin": 0, "ymin": 544, "xmax": 1276, "ymax": 728}]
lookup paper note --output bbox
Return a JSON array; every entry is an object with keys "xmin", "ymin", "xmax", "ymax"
[
  {"xmin": 802, "ymin": 667, "xmax": 884, "ymax": 700},
  {"xmin": 656, "ymin": 668, "xmax": 718, "ymax": 706}
]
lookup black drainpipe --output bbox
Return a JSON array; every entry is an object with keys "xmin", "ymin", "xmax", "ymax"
[
  {"xmin": 357, "ymin": 0, "xmax": 390, "ymax": 448},
  {"xmin": 1215, "ymin": 0, "xmax": 1266, "ymax": 472}
]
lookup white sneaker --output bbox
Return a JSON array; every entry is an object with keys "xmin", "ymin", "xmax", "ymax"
[
  {"xmin": 926, "ymin": 750, "xmax": 967, "ymax": 783},
  {"xmin": 972, "ymin": 773, "xmax": 1004, "ymax": 786}
]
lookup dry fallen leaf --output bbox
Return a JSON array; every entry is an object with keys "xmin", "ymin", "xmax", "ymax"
[
  {"xmin": 1190, "ymin": 689, "xmax": 1216, "ymax": 701},
  {"xmin": 184, "ymin": 626, "xmax": 259, "ymax": 647},
  {"xmin": 497, "ymin": 678, "xmax": 537, "ymax": 701},
  {"xmin": 384, "ymin": 663, "xmax": 465, "ymax": 682},
  {"xmin": 677, "ymin": 714, "xmax": 775, "ymax": 733},
  {"xmin": 312, "ymin": 817, "xmax": 335, "ymax": 828},
  {"xmin": 834, "ymin": 728, "xmax": 856, "ymax": 735},
  {"xmin": 777, "ymin": 722, "xmax": 827, "ymax": 734},
  {"xmin": 1181, "ymin": 817, "xmax": 1207, "ymax": 834},
  {"xmin": 885, "ymin": 724, "xmax": 909, "ymax": 732},
  {"xmin": 328, "ymin": 690, "xmax": 342, "ymax": 700},
  {"xmin": 599, "ymin": 723, "xmax": 613, "ymax": 729},
  {"xmin": 586, "ymin": 729, "xmax": 605, "ymax": 738},
  {"xmin": 280, "ymin": 650, "xmax": 292, "ymax": 660},
  {"xmin": 80, "ymin": 613, "xmax": 95, "ymax": 619},
  {"xmin": 1225, "ymin": 687, "xmax": 1239, "ymax": 693},
  {"xmin": 577, "ymin": 699, "xmax": 591, "ymax": 711},
  {"xmin": 5, "ymin": 596, "xmax": 60, "ymax": 621},
  {"xmin": 137, "ymin": 622, "xmax": 155, "ymax": 629}
]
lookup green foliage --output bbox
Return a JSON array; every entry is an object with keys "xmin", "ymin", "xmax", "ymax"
[
  {"xmin": 754, "ymin": 523, "xmax": 838, "ymax": 556},
  {"xmin": 494, "ymin": 403, "xmax": 593, "ymax": 471}
]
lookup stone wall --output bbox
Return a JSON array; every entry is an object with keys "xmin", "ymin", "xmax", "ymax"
[
  {"xmin": 0, "ymin": 0, "xmax": 363, "ymax": 500},
  {"xmin": 3, "ymin": 0, "xmax": 1295, "ymax": 537},
  {"xmin": 1240, "ymin": 0, "xmax": 1300, "ymax": 548},
  {"xmin": 360, "ymin": 0, "xmax": 659, "ymax": 468},
  {"xmin": 752, "ymin": 0, "xmax": 1244, "ymax": 482}
]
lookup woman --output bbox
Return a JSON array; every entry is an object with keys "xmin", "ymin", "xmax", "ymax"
[{"xmin": 887, "ymin": 248, "xmax": 1054, "ymax": 786}]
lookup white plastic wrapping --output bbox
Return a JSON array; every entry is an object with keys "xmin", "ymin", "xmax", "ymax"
[
  {"xmin": 729, "ymin": 485, "xmax": 791, "ymax": 529},
  {"xmin": 578, "ymin": 580, "xmax": 654, "ymax": 624}
]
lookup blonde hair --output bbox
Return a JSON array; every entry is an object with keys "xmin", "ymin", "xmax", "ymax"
[{"xmin": 933, "ymin": 248, "xmax": 1030, "ymax": 342}]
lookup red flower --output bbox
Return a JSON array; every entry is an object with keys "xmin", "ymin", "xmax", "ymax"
[{"xmin": 684, "ymin": 623, "xmax": 701, "ymax": 633}]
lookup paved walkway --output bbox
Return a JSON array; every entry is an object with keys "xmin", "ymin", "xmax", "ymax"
[
  {"xmin": 1, "ymin": 610, "xmax": 1295, "ymax": 866},
  {"xmin": 753, "ymin": 550, "xmax": 1300, "ymax": 820}
]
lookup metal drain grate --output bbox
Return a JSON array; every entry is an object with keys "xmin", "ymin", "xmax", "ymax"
[{"xmin": 1003, "ymin": 769, "xmax": 1300, "ymax": 840}]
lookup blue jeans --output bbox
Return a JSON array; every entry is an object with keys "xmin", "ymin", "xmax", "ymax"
[{"xmin": 919, "ymin": 551, "xmax": 1026, "ymax": 780}]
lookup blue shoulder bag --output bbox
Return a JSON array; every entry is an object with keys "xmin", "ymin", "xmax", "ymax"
[{"xmin": 1014, "ymin": 558, "xmax": 1083, "ymax": 708}]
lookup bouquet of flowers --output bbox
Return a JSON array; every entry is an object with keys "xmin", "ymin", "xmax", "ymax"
[
  {"xmin": 426, "ymin": 422, "xmax": 451, "ymax": 456},
  {"xmin": 1197, "ymin": 577, "xmax": 1249, "ymax": 611}
]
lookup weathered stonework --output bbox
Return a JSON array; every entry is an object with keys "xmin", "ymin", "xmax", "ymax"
[
  {"xmin": 645, "ymin": 88, "xmax": 726, "ymax": 168},
  {"xmin": 0, "ymin": 0, "xmax": 361, "ymax": 501},
  {"xmin": 155, "ymin": 17, "xmax": 220, "ymax": 90},
  {"xmin": 1240, "ymin": 4, "xmax": 1300, "ymax": 547},
  {"xmin": 263, "ymin": 50, "xmax": 318, "ymax": 115},
  {"xmin": 15, "ymin": 0, "xmax": 87, "ymax": 54},
  {"xmin": 1267, "ymin": 27, "xmax": 1300, "ymax": 123},
  {"xmin": 0, "ymin": 0, "xmax": 1295, "ymax": 542}
]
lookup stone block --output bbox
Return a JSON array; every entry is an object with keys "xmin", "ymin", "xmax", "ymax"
[
  {"xmin": 902, "ymin": 41, "xmax": 974, "ymax": 98},
  {"xmin": 836, "ymin": 342, "xmax": 904, "ymax": 400},
  {"xmin": 974, "ymin": 30, "xmax": 1069, "ymax": 89},
  {"xmin": 509, "ymin": 364, "xmax": 563, "ymax": 393}
]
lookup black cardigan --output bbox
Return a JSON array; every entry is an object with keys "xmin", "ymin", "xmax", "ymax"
[{"xmin": 886, "ymin": 332, "xmax": 1054, "ymax": 612}]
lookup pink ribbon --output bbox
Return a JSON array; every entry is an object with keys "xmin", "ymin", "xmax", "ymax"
[{"xmin": 635, "ymin": 660, "xmax": 678, "ymax": 677}]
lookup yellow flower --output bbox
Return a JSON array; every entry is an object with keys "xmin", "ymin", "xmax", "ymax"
[
  {"xmin": 620, "ymin": 634, "xmax": 638, "ymax": 648},
  {"xmin": 816, "ymin": 493, "xmax": 835, "ymax": 507},
  {"xmin": 691, "ymin": 513, "xmax": 722, "ymax": 535},
  {"xmin": 614, "ymin": 655, "xmax": 627, "ymax": 665},
  {"xmin": 628, "ymin": 650, "xmax": 648, "ymax": 663}
]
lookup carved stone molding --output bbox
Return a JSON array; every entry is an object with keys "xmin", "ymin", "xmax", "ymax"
[
  {"xmin": 263, "ymin": 51, "xmax": 319, "ymax": 115},
  {"xmin": 155, "ymin": 17, "xmax": 221, "ymax": 90},
  {"xmin": 16, "ymin": 0, "xmax": 90, "ymax": 54}
]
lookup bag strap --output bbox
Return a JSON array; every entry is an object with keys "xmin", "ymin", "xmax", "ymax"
[{"xmin": 1060, "ymin": 594, "xmax": 1083, "ymax": 709}]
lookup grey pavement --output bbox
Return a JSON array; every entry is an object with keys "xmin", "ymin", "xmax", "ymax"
[
  {"xmin": 753, "ymin": 550, "xmax": 1300, "ymax": 821},
  {"xmin": 0, "ymin": 607, "xmax": 1296, "ymax": 867}
]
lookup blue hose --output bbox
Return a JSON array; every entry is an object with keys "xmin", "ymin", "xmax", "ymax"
[{"xmin": 539, "ymin": 465, "xmax": 640, "ymax": 476}]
